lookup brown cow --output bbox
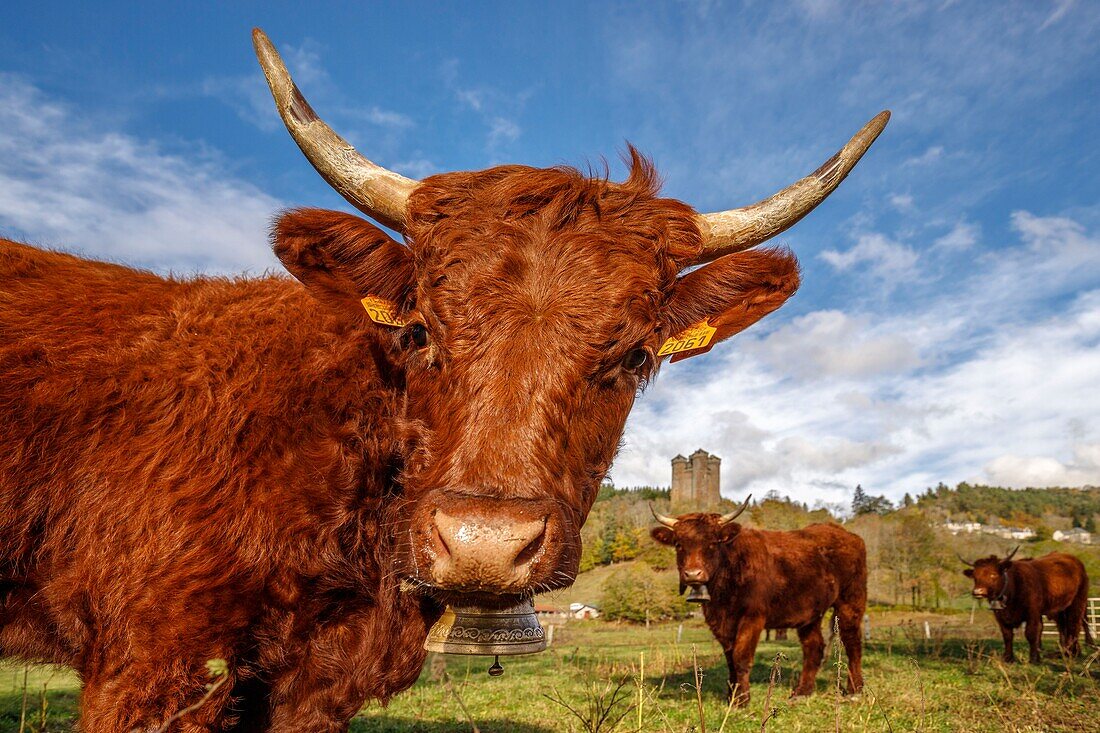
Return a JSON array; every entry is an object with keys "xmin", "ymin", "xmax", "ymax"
[
  {"xmin": 651, "ymin": 500, "xmax": 867, "ymax": 705},
  {"xmin": 961, "ymin": 548, "xmax": 1094, "ymax": 664},
  {"xmin": 0, "ymin": 29, "xmax": 887, "ymax": 732}
]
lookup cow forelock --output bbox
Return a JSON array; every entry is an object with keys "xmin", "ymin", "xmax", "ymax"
[{"xmin": 389, "ymin": 159, "xmax": 703, "ymax": 603}]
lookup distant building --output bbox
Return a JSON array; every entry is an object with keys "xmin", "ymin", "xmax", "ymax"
[
  {"xmin": 568, "ymin": 602, "xmax": 601, "ymax": 619},
  {"xmin": 671, "ymin": 449, "xmax": 721, "ymax": 511},
  {"xmin": 943, "ymin": 521, "xmax": 984, "ymax": 535},
  {"xmin": 984, "ymin": 526, "xmax": 1036, "ymax": 541},
  {"xmin": 1053, "ymin": 528, "xmax": 1094, "ymax": 545}
]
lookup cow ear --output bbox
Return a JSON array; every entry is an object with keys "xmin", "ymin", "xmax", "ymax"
[
  {"xmin": 963, "ymin": 569, "xmax": 974, "ymax": 578},
  {"xmin": 650, "ymin": 527, "xmax": 675, "ymax": 545},
  {"xmin": 662, "ymin": 248, "xmax": 799, "ymax": 363},
  {"xmin": 718, "ymin": 522, "xmax": 742, "ymax": 543},
  {"xmin": 273, "ymin": 208, "xmax": 415, "ymax": 318}
]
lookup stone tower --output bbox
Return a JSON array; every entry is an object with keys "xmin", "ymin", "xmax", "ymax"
[{"xmin": 670, "ymin": 449, "xmax": 721, "ymax": 511}]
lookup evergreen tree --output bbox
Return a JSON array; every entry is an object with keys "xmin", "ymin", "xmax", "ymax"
[{"xmin": 852, "ymin": 484, "xmax": 868, "ymax": 515}]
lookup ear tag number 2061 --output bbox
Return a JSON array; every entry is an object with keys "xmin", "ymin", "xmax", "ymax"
[
  {"xmin": 360, "ymin": 295, "xmax": 408, "ymax": 327},
  {"xmin": 657, "ymin": 319, "xmax": 716, "ymax": 357}
]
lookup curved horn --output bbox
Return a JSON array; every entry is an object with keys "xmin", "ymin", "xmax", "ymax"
[
  {"xmin": 718, "ymin": 494, "xmax": 752, "ymax": 525},
  {"xmin": 650, "ymin": 503, "xmax": 678, "ymax": 528},
  {"xmin": 694, "ymin": 111, "xmax": 891, "ymax": 264},
  {"xmin": 252, "ymin": 28, "xmax": 416, "ymax": 232},
  {"xmin": 956, "ymin": 552, "xmax": 975, "ymax": 568},
  {"xmin": 1005, "ymin": 545, "xmax": 1019, "ymax": 562}
]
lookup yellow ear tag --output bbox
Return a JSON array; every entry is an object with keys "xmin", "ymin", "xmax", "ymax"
[
  {"xmin": 657, "ymin": 319, "xmax": 717, "ymax": 357},
  {"xmin": 360, "ymin": 295, "xmax": 409, "ymax": 327}
]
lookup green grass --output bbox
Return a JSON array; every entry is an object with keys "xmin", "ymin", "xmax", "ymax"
[{"xmin": 2, "ymin": 613, "xmax": 1097, "ymax": 732}]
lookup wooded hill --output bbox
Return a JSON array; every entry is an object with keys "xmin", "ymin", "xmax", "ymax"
[{"xmin": 577, "ymin": 482, "xmax": 1100, "ymax": 619}]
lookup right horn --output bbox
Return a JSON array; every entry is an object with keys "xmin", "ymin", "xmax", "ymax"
[
  {"xmin": 650, "ymin": 503, "xmax": 678, "ymax": 528},
  {"xmin": 956, "ymin": 552, "xmax": 975, "ymax": 568},
  {"xmin": 718, "ymin": 494, "xmax": 752, "ymax": 525},
  {"xmin": 253, "ymin": 28, "xmax": 417, "ymax": 233},
  {"xmin": 693, "ymin": 111, "xmax": 891, "ymax": 265}
]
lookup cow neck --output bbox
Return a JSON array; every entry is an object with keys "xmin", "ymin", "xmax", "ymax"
[
  {"xmin": 711, "ymin": 528, "xmax": 760, "ymax": 593},
  {"xmin": 993, "ymin": 563, "xmax": 1014, "ymax": 608}
]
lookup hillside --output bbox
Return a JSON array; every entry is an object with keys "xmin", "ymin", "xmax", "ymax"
[{"xmin": 564, "ymin": 482, "xmax": 1100, "ymax": 617}]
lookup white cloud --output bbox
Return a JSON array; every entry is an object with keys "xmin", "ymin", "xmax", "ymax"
[
  {"xmin": 983, "ymin": 442, "xmax": 1100, "ymax": 488},
  {"xmin": 903, "ymin": 146, "xmax": 944, "ymax": 167},
  {"xmin": 747, "ymin": 310, "xmax": 920, "ymax": 379},
  {"xmin": 1039, "ymin": 0, "xmax": 1076, "ymax": 31},
  {"xmin": 0, "ymin": 75, "xmax": 281, "ymax": 274},
  {"xmin": 611, "ymin": 212, "xmax": 1100, "ymax": 504},
  {"xmin": 933, "ymin": 221, "xmax": 979, "ymax": 250},
  {"xmin": 888, "ymin": 193, "xmax": 915, "ymax": 212},
  {"xmin": 819, "ymin": 232, "xmax": 919, "ymax": 280}
]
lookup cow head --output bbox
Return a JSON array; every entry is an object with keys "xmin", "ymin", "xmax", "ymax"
[
  {"xmin": 959, "ymin": 546, "xmax": 1019, "ymax": 605},
  {"xmin": 254, "ymin": 30, "xmax": 888, "ymax": 608},
  {"xmin": 649, "ymin": 497, "xmax": 751, "ymax": 592}
]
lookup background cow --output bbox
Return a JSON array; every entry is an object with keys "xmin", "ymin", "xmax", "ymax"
[
  {"xmin": 651, "ymin": 500, "xmax": 867, "ymax": 705},
  {"xmin": 961, "ymin": 548, "xmax": 1094, "ymax": 663},
  {"xmin": 0, "ymin": 29, "xmax": 886, "ymax": 732}
]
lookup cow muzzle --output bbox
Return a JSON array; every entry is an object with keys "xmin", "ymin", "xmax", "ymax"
[
  {"xmin": 402, "ymin": 493, "xmax": 576, "ymax": 603},
  {"xmin": 430, "ymin": 509, "xmax": 546, "ymax": 589}
]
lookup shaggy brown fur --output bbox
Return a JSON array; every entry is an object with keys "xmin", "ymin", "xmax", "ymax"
[
  {"xmin": 963, "ymin": 551, "xmax": 1094, "ymax": 664},
  {"xmin": 1, "ymin": 155, "xmax": 799, "ymax": 731},
  {"xmin": 652, "ymin": 515, "xmax": 866, "ymax": 705}
]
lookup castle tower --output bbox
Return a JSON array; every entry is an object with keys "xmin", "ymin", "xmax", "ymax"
[
  {"xmin": 670, "ymin": 455, "xmax": 689, "ymax": 509},
  {"xmin": 706, "ymin": 454, "xmax": 721, "ymax": 507},
  {"xmin": 671, "ymin": 449, "xmax": 721, "ymax": 511}
]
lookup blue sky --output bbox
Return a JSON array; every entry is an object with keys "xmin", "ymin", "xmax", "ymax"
[{"xmin": 2, "ymin": 1, "xmax": 1097, "ymax": 508}]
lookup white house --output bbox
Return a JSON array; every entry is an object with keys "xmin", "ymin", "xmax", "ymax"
[
  {"xmin": 1053, "ymin": 528, "xmax": 1094, "ymax": 545},
  {"xmin": 569, "ymin": 602, "xmax": 601, "ymax": 619},
  {"xmin": 984, "ymin": 526, "xmax": 1036, "ymax": 541},
  {"xmin": 943, "ymin": 521, "xmax": 984, "ymax": 535}
]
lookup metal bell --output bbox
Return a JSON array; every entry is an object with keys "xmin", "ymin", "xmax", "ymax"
[
  {"xmin": 685, "ymin": 584, "xmax": 711, "ymax": 603},
  {"xmin": 424, "ymin": 598, "xmax": 548, "ymax": 656}
]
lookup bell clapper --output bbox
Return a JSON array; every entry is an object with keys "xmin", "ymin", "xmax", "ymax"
[{"xmin": 488, "ymin": 655, "xmax": 504, "ymax": 676}]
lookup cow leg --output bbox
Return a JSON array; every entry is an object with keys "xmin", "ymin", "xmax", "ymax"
[
  {"xmin": 729, "ymin": 615, "xmax": 765, "ymax": 707},
  {"xmin": 1055, "ymin": 609, "xmax": 1081, "ymax": 658},
  {"xmin": 722, "ymin": 646, "xmax": 737, "ymax": 700},
  {"xmin": 835, "ymin": 604, "xmax": 864, "ymax": 694},
  {"xmin": 1000, "ymin": 624, "xmax": 1016, "ymax": 663},
  {"xmin": 80, "ymin": 660, "xmax": 234, "ymax": 733},
  {"xmin": 793, "ymin": 621, "xmax": 825, "ymax": 698},
  {"xmin": 1024, "ymin": 616, "xmax": 1042, "ymax": 664}
]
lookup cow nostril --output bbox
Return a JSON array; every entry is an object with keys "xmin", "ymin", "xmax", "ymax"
[
  {"xmin": 430, "ymin": 514, "xmax": 452, "ymax": 559},
  {"xmin": 514, "ymin": 522, "xmax": 547, "ymax": 568}
]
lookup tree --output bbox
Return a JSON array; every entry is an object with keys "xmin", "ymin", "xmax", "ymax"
[
  {"xmin": 902, "ymin": 493, "xmax": 913, "ymax": 508},
  {"xmin": 1086, "ymin": 515, "xmax": 1097, "ymax": 534},
  {"xmin": 600, "ymin": 564, "xmax": 690, "ymax": 623},
  {"xmin": 852, "ymin": 485, "xmax": 868, "ymax": 515},
  {"xmin": 853, "ymin": 485, "xmax": 893, "ymax": 516}
]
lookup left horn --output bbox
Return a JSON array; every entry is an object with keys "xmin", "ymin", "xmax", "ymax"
[
  {"xmin": 253, "ymin": 28, "xmax": 417, "ymax": 233},
  {"xmin": 1005, "ymin": 545, "xmax": 1020, "ymax": 562},
  {"xmin": 718, "ymin": 494, "xmax": 752, "ymax": 525},
  {"xmin": 650, "ymin": 503, "xmax": 678, "ymax": 528},
  {"xmin": 693, "ymin": 111, "xmax": 890, "ymax": 265}
]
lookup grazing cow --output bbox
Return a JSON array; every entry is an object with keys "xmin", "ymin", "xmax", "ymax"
[
  {"xmin": 960, "ymin": 548, "xmax": 1094, "ymax": 663},
  {"xmin": 0, "ymin": 28, "xmax": 887, "ymax": 732},
  {"xmin": 651, "ymin": 500, "xmax": 867, "ymax": 705}
]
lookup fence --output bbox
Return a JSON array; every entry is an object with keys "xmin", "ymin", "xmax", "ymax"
[{"xmin": 1042, "ymin": 596, "xmax": 1099, "ymax": 638}]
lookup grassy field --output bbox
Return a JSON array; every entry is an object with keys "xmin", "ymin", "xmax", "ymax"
[{"xmin": 2, "ymin": 610, "xmax": 1097, "ymax": 732}]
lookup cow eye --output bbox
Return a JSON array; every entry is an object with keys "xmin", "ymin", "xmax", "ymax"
[
  {"xmin": 622, "ymin": 348, "xmax": 648, "ymax": 371},
  {"xmin": 409, "ymin": 323, "xmax": 429, "ymax": 349}
]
